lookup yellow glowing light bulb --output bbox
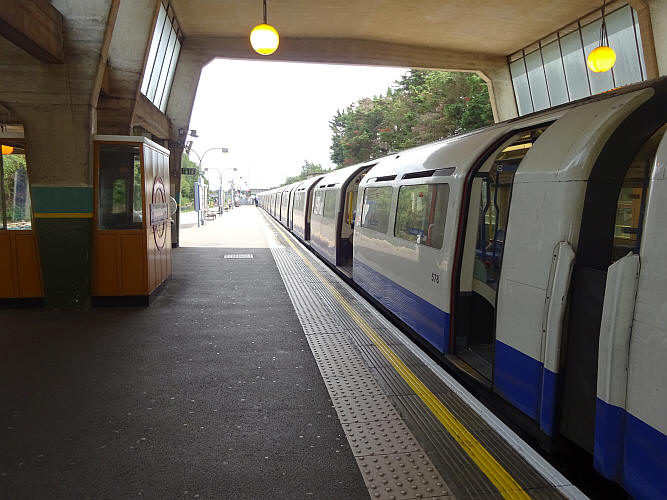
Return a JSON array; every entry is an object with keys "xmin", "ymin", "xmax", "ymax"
[
  {"xmin": 587, "ymin": 46, "xmax": 616, "ymax": 73},
  {"xmin": 250, "ymin": 23, "xmax": 279, "ymax": 55},
  {"xmin": 1, "ymin": 145, "xmax": 13, "ymax": 155}
]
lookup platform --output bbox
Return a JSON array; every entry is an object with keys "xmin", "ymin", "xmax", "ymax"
[{"xmin": 0, "ymin": 207, "xmax": 585, "ymax": 499}]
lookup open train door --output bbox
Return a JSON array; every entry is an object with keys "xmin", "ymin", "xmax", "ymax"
[
  {"xmin": 559, "ymin": 87, "xmax": 667, "ymax": 453},
  {"xmin": 453, "ymin": 127, "xmax": 549, "ymax": 383}
]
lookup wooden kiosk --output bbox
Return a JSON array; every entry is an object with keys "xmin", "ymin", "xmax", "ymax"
[{"xmin": 92, "ymin": 136, "xmax": 172, "ymax": 303}]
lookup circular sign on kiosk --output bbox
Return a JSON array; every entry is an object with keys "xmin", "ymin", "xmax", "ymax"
[{"xmin": 150, "ymin": 176, "xmax": 168, "ymax": 250}]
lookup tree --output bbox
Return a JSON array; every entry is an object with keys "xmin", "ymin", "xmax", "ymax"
[
  {"xmin": 180, "ymin": 153, "xmax": 200, "ymax": 211},
  {"xmin": 282, "ymin": 160, "xmax": 329, "ymax": 186},
  {"xmin": 1, "ymin": 153, "xmax": 30, "ymax": 224},
  {"xmin": 329, "ymin": 70, "xmax": 493, "ymax": 168}
]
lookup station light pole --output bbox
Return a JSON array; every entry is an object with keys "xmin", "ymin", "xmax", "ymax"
[
  {"xmin": 205, "ymin": 166, "xmax": 237, "ymax": 212},
  {"xmin": 187, "ymin": 146, "xmax": 229, "ymax": 226}
]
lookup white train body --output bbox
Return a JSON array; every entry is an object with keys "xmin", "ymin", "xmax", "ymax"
[{"xmin": 258, "ymin": 79, "xmax": 667, "ymax": 499}]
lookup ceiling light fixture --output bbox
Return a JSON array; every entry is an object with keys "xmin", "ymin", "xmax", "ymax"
[
  {"xmin": 250, "ymin": 0, "xmax": 279, "ymax": 56},
  {"xmin": 587, "ymin": 0, "xmax": 616, "ymax": 73}
]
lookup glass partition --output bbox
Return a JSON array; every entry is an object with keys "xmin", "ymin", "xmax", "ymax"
[
  {"xmin": 1, "ymin": 146, "xmax": 32, "ymax": 230},
  {"xmin": 509, "ymin": 5, "xmax": 646, "ymax": 116},
  {"xmin": 140, "ymin": 2, "xmax": 183, "ymax": 112},
  {"xmin": 97, "ymin": 144, "xmax": 143, "ymax": 230}
]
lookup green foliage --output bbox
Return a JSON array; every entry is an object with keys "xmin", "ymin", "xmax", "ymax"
[
  {"xmin": 282, "ymin": 160, "xmax": 329, "ymax": 186},
  {"xmin": 180, "ymin": 153, "xmax": 200, "ymax": 211},
  {"xmin": 330, "ymin": 70, "xmax": 494, "ymax": 168},
  {"xmin": 1, "ymin": 154, "xmax": 30, "ymax": 223}
]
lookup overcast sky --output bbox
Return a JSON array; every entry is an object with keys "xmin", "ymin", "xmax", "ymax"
[{"xmin": 188, "ymin": 59, "xmax": 406, "ymax": 190}]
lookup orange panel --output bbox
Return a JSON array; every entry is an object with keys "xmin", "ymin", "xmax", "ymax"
[
  {"xmin": 93, "ymin": 232, "xmax": 119, "ymax": 296},
  {"xmin": 14, "ymin": 232, "xmax": 43, "ymax": 297},
  {"xmin": 0, "ymin": 232, "xmax": 16, "ymax": 297},
  {"xmin": 119, "ymin": 233, "xmax": 146, "ymax": 295}
]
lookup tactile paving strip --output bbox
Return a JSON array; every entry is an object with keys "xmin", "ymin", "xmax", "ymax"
[
  {"xmin": 267, "ymin": 226, "xmax": 452, "ymax": 499},
  {"xmin": 263, "ymin": 214, "xmax": 568, "ymax": 500},
  {"xmin": 357, "ymin": 452, "xmax": 452, "ymax": 499},
  {"xmin": 344, "ymin": 420, "xmax": 421, "ymax": 456},
  {"xmin": 333, "ymin": 395, "xmax": 401, "ymax": 423}
]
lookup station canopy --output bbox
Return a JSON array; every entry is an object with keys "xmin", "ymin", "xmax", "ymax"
[{"xmin": 172, "ymin": 0, "xmax": 610, "ymax": 56}]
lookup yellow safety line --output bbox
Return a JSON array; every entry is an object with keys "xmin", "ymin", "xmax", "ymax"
[
  {"xmin": 266, "ymin": 215, "xmax": 531, "ymax": 500},
  {"xmin": 33, "ymin": 213, "xmax": 93, "ymax": 219}
]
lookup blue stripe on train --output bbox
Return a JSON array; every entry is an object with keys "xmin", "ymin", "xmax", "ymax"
[
  {"xmin": 352, "ymin": 258, "xmax": 449, "ymax": 353},
  {"xmin": 311, "ymin": 235, "xmax": 336, "ymax": 266},
  {"xmin": 595, "ymin": 399, "xmax": 667, "ymax": 500},
  {"xmin": 493, "ymin": 340, "xmax": 558, "ymax": 435}
]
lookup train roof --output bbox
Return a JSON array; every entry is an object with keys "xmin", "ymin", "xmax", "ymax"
[
  {"xmin": 314, "ymin": 161, "xmax": 376, "ymax": 189},
  {"xmin": 294, "ymin": 175, "xmax": 324, "ymax": 192}
]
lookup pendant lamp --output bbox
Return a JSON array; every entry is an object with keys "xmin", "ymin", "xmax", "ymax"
[
  {"xmin": 250, "ymin": 0, "xmax": 279, "ymax": 56},
  {"xmin": 587, "ymin": 1, "xmax": 616, "ymax": 73}
]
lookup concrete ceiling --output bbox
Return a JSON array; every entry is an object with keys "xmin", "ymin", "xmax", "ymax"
[{"xmin": 171, "ymin": 0, "xmax": 609, "ymax": 56}]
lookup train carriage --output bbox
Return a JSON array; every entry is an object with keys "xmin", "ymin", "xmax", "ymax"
[
  {"xmin": 310, "ymin": 163, "xmax": 374, "ymax": 271},
  {"xmin": 258, "ymin": 77, "xmax": 667, "ymax": 499}
]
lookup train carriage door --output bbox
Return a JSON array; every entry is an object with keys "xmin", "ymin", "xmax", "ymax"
[
  {"xmin": 339, "ymin": 167, "xmax": 371, "ymax": 272},
  {"xmin": 560, "ymin": 116, "xmax": 667, "ymax": 454},
  {"xmin": 454, "ymin": 128, "xmax": 547, "ymax": 382}
]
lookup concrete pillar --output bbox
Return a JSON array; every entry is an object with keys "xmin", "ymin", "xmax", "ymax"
[
  {"xmin": 647, "ymin": 0, "xmax": 666, "ymax": 77},
  {"xmin": 0, "ymin": 0, "xmax": 118, "ymax": 309},
  {"xmin": 164, "ymin": 45, "xmax": 208, "ymax": 248},
  {"xmin": 477, "ymin": 63, "xmax": 518, "ymax": 123}
]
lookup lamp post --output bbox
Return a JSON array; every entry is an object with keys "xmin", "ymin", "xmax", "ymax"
[
  {"xmin": 188, "ymin": 146, "xmax": 229, "ymax": 226},
  {"xmin": 205, "ymin": 166, "xmax": 237, "ymax": 213}
]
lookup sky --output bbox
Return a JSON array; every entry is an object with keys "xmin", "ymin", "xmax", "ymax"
[{"xmin": 187, "ymin": 59, "xmax": 406, "ymax": 190}]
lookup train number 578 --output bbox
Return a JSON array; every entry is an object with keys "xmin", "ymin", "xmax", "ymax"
[{"xmin": 431, "ymin": 273, "xmax": 440, "ymax": 284}]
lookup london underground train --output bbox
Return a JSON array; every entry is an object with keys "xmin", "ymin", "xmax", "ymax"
[{"xmin": 258, "ymin": 78, "xmax": 667, "ymax": 499}]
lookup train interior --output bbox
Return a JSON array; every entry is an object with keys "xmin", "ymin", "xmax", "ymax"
[
  {"xmin": 338, "ymin": 167, "xmax": 372, "ymax": 274},
  {"xmin": 453, "ymin": 128, "xmax": 548, "ymax": 382}
]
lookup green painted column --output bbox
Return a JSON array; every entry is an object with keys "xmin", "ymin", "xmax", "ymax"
[{"xmin": 31, "ymin": 186, "xmax": 93, "ymax": 310}]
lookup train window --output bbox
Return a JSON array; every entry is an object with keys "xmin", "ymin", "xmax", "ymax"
[
  {"xmin": 360, "ymin": 186, "xmax": 392, "ymax": 233},
  {"xmin": 323, "ymin": 190, "xmax": 336, "ymax": 219},
  {"xmin": 612, "ymin": 123, "xmax": 667, "ymax": 262},
  {"xmin": 97, "ymin": 144, "xmax": 143, "ymax": 230},
  {"xmin": 394, "ymin": 184, "xmax": 449, "ymax": 249},
  {"xmin": 0, "ymin": 145, "xmax": 32, "ymax": 230},
  {"xmin": 313, "ymin": 190, "xmax": 324, "ymax": 216}
]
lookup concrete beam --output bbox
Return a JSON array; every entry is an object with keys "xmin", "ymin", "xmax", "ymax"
[
  {"xmin": 185, "ymin": 36, "xmax": 508, "ymax": 73},
  {"xmin": 98, "ymin": 0, "xmax": 160, "ymax": 135},
  {"xmin": 0, "ymin": 0, "xmax": 64, "ymax": 63},
  {"xmin": 184, "ymin": 36, "xmax": 517, "ymax": 122},
  {"xmin": 477, "ymin": 65, "xmax": 519, "ymax": 122},
  {"xmin": 134, "ymin": 94, "xmax": 170, "ymax": 139}
]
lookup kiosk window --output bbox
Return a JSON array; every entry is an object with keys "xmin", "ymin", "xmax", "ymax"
[
  {"xmin": 395, "ymin": 184, "xmax": 449, "ymax": 249},
  {"xmin": 361, "ymin": 187, "xmax": 392, "ymax": 233},
  {"xmin": 98, "ymin": 144, "xmax": 143, "ymax": 230}
]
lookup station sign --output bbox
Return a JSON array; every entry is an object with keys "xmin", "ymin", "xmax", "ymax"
[{"xmin": 150, "ymin": 203, "xmax": 169, "ymax": 225}]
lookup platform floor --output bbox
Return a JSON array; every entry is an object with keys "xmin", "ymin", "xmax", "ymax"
[{"xmin": 1, "ymin": 207, "xmax": 585, "ymax": 499}]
